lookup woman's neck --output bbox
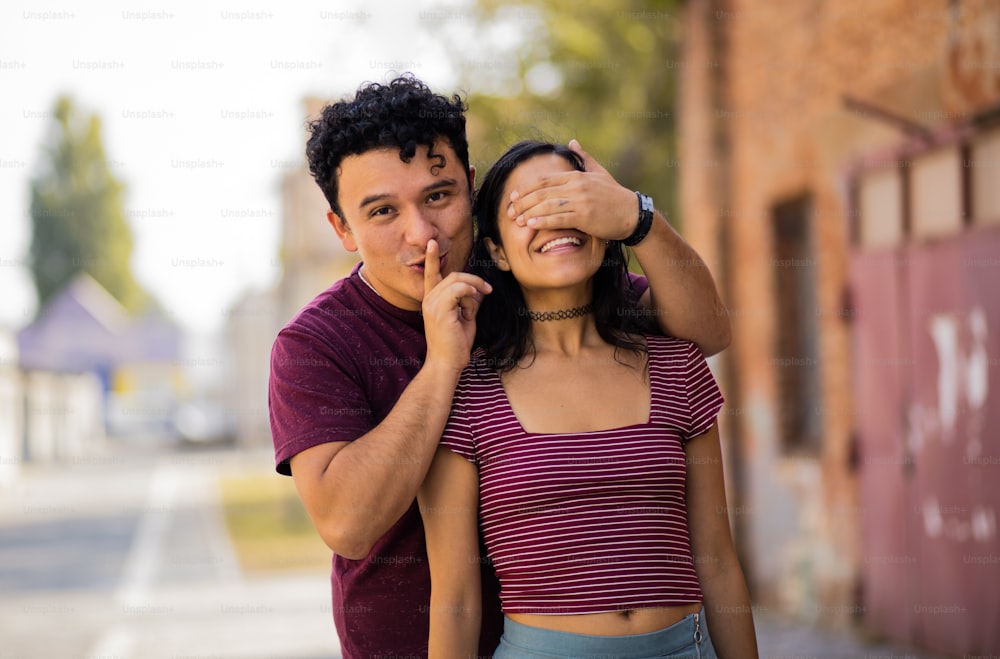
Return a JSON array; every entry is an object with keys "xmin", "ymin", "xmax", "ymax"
[
  {"xmin": 528, "ymin": 315, "xmax": 603, "ymax": 358},
  {"xmin": 521, "ymin": 286, "xmax": 599, "ymax": 356}
]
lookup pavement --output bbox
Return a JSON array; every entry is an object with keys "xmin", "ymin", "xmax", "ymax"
[
  {"xmin": 0, "ymin": 442, "xmax": 955, "ymax": 659},
  {"xmin": 754, "ymin": 613, "xmax": 950, "ymax": 659},
  {"xmin": 0, "ymin": 443, "xmax": 339, "ymax": 659}
]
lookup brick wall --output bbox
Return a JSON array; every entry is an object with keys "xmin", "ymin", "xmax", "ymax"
[{"xmin": 680, "ymin": 0, "xmax": 1000, "ymax": 629}]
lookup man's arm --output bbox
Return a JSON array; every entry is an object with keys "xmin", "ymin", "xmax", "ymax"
[
  {"xmin": 288, "ymin": 240, "xmax": 490, "ymax": 559},
  {"xmin": 506, "ymin": 139, "xmax": 731, "ymax": 355},
  {"xmin": 630, "ymin": 204, "xmax": 731, "ymax": 355},
  {"xmin": 289, "ymin": 361, "xmax": 463, "ymax": 559}
]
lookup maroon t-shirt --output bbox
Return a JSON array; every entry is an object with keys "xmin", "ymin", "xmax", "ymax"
[{"xmin": 268, "ymin": 264, "xmax": 502, "ymax": 659}]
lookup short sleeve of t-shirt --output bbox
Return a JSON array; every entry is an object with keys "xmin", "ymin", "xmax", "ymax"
[
  {"xmin": 627, "ymin": 271, "xmax": 649, "ymax": 302},
  {"xmin": 269, "ymin": 325, "xmax": 375, "ymax": 475},
  {"xmin": 683, "ymin": 341, "xmax": 724, "ymax": 442},
  {"xmin": 439, "ymin": 371, "xmax": 477, "ymax": 464}
]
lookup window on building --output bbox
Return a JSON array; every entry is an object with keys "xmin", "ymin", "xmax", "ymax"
[
  {"xmin": 854, "ymin": 123, "xmax": 1000, "ymax": 245},
  {"xmin": 911, "ymin": 146, "xmax": 964, "ymax": 239},
  {"xmin": 972, "ymin": 127, "xmax": 1000, "ymax": 226},
  {"xmin": 772, "ymin": 196, "xmax": 823, "ymax": 454},
  {"xmin": 858, "ymin": 166, "xmax": 904, "ymax": 248}
]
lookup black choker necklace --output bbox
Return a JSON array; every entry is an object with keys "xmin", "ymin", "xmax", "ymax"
[{"xmin": 526, "ymin": 303, "xmax": 593, "ymax": 322}]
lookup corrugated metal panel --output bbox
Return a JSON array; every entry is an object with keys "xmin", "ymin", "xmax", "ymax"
[
  {"xmin": 906, "ymin": 229, "xmax": 1000, "ymax": 653},
  {"xmin": 850, "ymin": 249, "xmax": 916, "ymax": 644},
  {"xmin": 852, "ymin": 227, "xmax": 1000, "ymax": 654}
]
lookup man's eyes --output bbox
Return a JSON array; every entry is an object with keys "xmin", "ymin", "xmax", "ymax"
[
  {"xmin": 367, "ymin": 192, "xmax": 452, "ymax": 218},
  {"xmin": 427, "ymin": 191, "xmax": 451, "ymax": 203}
]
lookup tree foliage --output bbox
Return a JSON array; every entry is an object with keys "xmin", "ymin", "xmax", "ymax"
[
  {"xmin": 29, "ymin": 96, "xmax": 147, "ymax": 312},
  {"xmin": 459, "ymin": 0, "xmax": 684, "ymax": 224}
]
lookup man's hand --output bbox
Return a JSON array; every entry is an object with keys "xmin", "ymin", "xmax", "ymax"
[
  {"xmin": 506, "ymin": 139, "xmax": 638, "ymax": 241},
  {"xmin": 286, "ymin": 241, "xmax": 491, "ymax": 560},
  {"xmin": 421, "ymin": 239, "xmax": 491, "ymax": 373}
]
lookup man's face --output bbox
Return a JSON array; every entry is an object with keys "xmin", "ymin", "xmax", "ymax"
[{"xmin": 330, "ymin": 140, "xmax": 474, "ymax": 311}]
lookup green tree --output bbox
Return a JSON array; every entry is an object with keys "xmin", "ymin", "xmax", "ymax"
[
  {"xmin": 29, "ymin": 96, "xmax": 147, "ymax": 312},
  {"xmin": 459, "ymin": 0, "xmax": 683, "ymax": 225}
]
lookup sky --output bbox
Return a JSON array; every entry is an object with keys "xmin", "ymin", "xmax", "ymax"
[{"xmin": 0, "ymin": 0, "xmax": 522, "ymax": 337}]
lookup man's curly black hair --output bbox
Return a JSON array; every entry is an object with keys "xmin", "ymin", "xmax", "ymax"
[{"xmin": 305, "ymin": 74, "xmax": 470, "ymax": 221}]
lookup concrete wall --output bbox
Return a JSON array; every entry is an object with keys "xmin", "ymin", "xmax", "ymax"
[
  {"xmin": 0, "ymin": 362, "xmax": 23, "ymax": 487},
  {"xmin": 225, "ymin": 290, "xmax": 279, "ymax": 449},
  {"xmin": 0, "ymin": 366, "xmax": 106, "ymax": 486}
]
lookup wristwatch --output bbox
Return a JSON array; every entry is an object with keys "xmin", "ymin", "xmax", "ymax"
[{"xmin": 623, "ymin": 191, "xmax": 655, "ymax": 247}]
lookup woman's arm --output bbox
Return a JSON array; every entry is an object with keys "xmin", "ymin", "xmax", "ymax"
[
  {"xmin": 418, "ymin": 447, "xmax": 483, "ymax": 659},
  {"xmin": 686, "ymin": 422, "xmax": 759, "ymax": 658}
]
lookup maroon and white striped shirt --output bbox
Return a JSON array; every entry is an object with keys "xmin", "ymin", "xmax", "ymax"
[{"xmin": 440, "ymin": 335, "xmax": 723, "ymax": 615}]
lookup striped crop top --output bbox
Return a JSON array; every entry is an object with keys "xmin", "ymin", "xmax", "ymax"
[{"xmin": 439, "ymin": 335, "xmax": 724, "ymax": 615}]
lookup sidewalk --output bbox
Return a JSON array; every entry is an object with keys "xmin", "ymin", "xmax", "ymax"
[
  {"xmin": 91, "ymin": 572, "xmax": 340, "ymax": 659},
  {"xmin": 754, "ymin": 611, "xmax": 950, "ymax": 659}
]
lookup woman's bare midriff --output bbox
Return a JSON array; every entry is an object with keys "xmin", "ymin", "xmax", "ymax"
[{"xmin": 507, "ymin": 602, "xmax": 702, "ymax": 636}]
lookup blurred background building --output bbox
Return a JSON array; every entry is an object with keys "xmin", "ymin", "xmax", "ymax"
[
  {"xmin": 17, "ymin": 273, "xmax": 183, "ymax": 441},
  {"xmin": 224, "ymin": 97, "xmax": 358, "ymax": 450},
  {"xmin": 679, "ymin": 0, "xmax": 999, "ymax": 654},
  {"xmin": 7, "ymin": 272, "xmax": 181, "ymax": 468}
]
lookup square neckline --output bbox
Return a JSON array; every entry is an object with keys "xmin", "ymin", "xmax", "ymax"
[{"xmin": 486, "ymin": 337, "xmax": 662, "ymax": 437}]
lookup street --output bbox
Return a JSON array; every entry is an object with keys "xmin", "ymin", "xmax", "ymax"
[{"xmin": 0, "ymin": 441, "xmax": 949, "ymax": 659}]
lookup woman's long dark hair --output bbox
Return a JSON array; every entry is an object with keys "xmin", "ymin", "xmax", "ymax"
[{"xmin": 471, "ymin": 140, "xmax": 655, "ymax": 372}]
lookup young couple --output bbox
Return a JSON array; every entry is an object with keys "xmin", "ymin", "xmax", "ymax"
[{"xmin": 269, "ymin": 75, "xmax": 757, "ymax": 658}]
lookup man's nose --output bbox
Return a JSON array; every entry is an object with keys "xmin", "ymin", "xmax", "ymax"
[{"xmin": 403, "ymin": 208, "xmax": 438, "ymax": 245}]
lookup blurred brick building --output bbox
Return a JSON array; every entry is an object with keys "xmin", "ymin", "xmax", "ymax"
[
  {"xmin": 679, "ymin": 0, "xmax": 999, "ymax": 654},
  {"xmin": 225, "ymin": 98, "xmax": 357, "ymax": 448},
  {"xmin": 275, "ymin": 98, "xmax": 357, "ymax": 323}
]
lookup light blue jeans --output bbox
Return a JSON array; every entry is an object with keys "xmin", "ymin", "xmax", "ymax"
[{"xmin": 492, "ymin": 609, "xmax": 718, "ymax": 658}]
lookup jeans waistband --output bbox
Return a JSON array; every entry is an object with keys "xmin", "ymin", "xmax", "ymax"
[{"xmin": 497, "ymin": 608, "xmax": 709, "ymax": 658}]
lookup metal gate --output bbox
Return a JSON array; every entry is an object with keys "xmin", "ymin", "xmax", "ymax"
[{"xmin": 851, "ymin": 226, "xmax": 1000, "ymax": 653}]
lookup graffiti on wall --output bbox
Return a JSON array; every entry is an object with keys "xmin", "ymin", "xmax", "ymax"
[{"xmin": 917, "ymin": 306, "xmax": 995, "ymax": 543}]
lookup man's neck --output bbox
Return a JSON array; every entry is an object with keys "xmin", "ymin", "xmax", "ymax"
[{"xmin": 357, "ymin": 265, "xmax": 382, "ymax": 298}]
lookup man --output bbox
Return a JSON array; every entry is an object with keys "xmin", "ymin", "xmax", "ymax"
[{"xmin": 269, "ymin": 75, "xmax": 730, "ymax": 659}]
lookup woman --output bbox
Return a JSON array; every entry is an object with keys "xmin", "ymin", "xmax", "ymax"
[{"xmin": 419, "ymin": 141, "xmax": 758, "ymax": 658}]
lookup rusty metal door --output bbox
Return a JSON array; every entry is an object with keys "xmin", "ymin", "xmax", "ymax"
[{"xmin": 851, "ymin": 227, "xmax": 1000, "ymax": 654}]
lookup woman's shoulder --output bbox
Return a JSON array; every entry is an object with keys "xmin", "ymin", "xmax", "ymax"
[
  {"xmin": 466, "ymin": 347, "xmax": 496, "ymax": 371},
  {"xmin": 457, "ymin": 349, "xmax": 504, "ymax": 387},
  {"xmin": 644, "ymin": 335, "xmax": 707, "ymax": 378}
]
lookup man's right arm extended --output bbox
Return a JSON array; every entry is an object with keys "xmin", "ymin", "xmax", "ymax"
[{"xmin": 287, "ymin": 240, "xmax": 490, "ymax": 559}]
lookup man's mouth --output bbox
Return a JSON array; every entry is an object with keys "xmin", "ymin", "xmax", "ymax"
[
  {"xmin": 539, "ymin": 236, "xmax": 583, "ymax": 253},
  {"xmin": 411, "ymin": 254, "xmax": 448, "ymax": 271}
]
